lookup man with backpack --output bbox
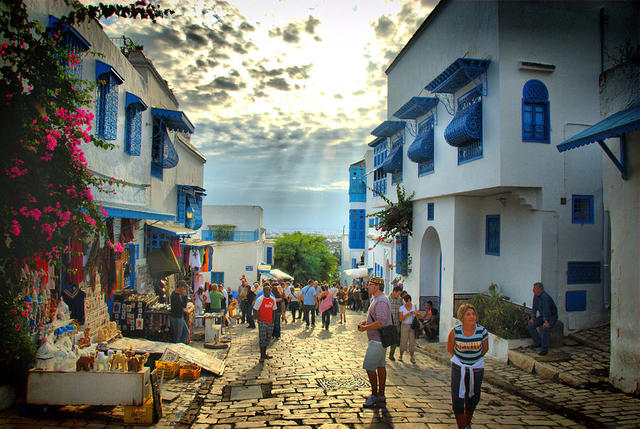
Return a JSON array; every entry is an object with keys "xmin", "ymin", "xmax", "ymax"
[{"xmin": 298, "ymin": 280, "xmax": 318, "ymax": 329}]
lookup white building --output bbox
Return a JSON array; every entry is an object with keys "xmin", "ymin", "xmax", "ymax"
[
  {"xmin": 28, "ymin": 1, "xmax": 206, "ymax": 293},
  {"xmin": 200, "ymin": 205, "xmax": 270, "ymax": 287},
  {"xmin": 360, "ymin": 0, "xmax": 636, "ymax": 339},
  {"xmin": 557, "ymin": 57, "xmax": 640, "ymax": 392}
]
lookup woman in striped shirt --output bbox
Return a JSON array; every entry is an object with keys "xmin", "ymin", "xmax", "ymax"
[{"xmin": 447, "ymin": 303, "xmax": 489, "ymax": 429}]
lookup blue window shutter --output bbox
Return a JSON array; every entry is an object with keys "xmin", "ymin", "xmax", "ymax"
[
  {"xmin": 177, "ymin": 190, "xmax": 186, "ymax": 224},
  {"xmin": 485, "ymin": 215, "xmax": 500, "ymax": 255},
  {"xmin": 193, "ymin": 195, "xmax": 203, "ymax": 230},
  {"xmin": 135, "ymin": 244, "xmax": 139, "ymax": 259},
  {"xmin": 522, "ymin": 80, "xmax": 550, "ymax": 143},
  {"xmin": 396, "ymin": 234, "xmax": 408, "ymax": 275},
  {"xmin": 266, "ymin": 247, "xmax": 273, "ymax": 265},
  {"xmin": 125, "ymin": 105, "xmax": 142, "ymax": 155},
  {"xmin": 567, "ymin": 261, "xmax": 601, "ymax": 284},
  {"xmin": 128, "ymin": 244, "xmax": 136, "ymax": 289},
  {"xmin": 352, "ymin": 258, "xmax": 357, "ymax": 269},
  {"xmin": 566, "ymin": 290, "xmax": 587, "ymax": 312},
  {"xmin": 96, "ymin": 74, "xmax": 119, "ymax": 141},
  {"xmin": 427, "ymin": 203, "xmax": 434, "ymax": 221}
]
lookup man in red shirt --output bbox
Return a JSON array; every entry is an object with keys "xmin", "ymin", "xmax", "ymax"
[{"xmin": 253, "ymin": 283, "xmax": 276, "ymax": 362}]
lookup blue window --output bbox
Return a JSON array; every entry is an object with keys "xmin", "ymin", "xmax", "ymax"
[
  {"xmin": 522, "ymin": 80, "xmax": 550, "ymax": 143},
  {"xmin": 373, "ymin": 168, "xmax": 386, "ymax": 196},
  {"xmin": 373, "ymin": 141, "xmax": 388, "ymax": 168},
  {"xmin": 95, "ymin": 61, "xmax": 123, "ymax": 141},
  {"xmin": 427, "ymin": 203, "xmax": 434, "ymax": 221},
  {"xmin": 48, "ymin": 16, "xmax": 91, "ymax": 78},
  {"xmin": 396, "ymin": 234, "xmax": 409, "ymax": 275},
  {"xmin": 390, "ymin": 135, "xmax": 403, "ymax": 184},
  {"xmin": 349, "ymin": 209, "xmax": 365, "ymax": 249},
  {"xmin": 455, "ymin": 89, "xmax": 483, "ymax": 164},
  {"xmin": 211, "ymin": 272, "xmax": 224, "ymax": 284},
  {"xmin": 349, "ymin": 166, "xmax": 366, "ymax": 203},
  {"xmin": 177, "ymin": 185, "xmax": 205, "ymax": 229},
  {"xmin": 485, "ymin": 215, "xmax": 500, "ymax": 256},
  {"xmin": 369, "ymin": 218, "xmax": 375, "ymax": 227},
  {"xmin": 352, "ymin": 258, "xmax": 357, "ymax": 269},
  {"xmin": 565, "ymin": 291, "xmax": 587, "ymax": 312},
  {"xmin": 266, "ymin": 247, "xmax": 273, "ymax": 265},
  {"xmin": 417, "ymin": 117, "xmax": 435, "ymax": 176},
  {"xmin": 567, "ymin": 261, "xmax": 601, "ymax": 284},
  {"xmin": 572, "ymin": 195, "xmax": 594, "ymax": 224},
  {"xmin": 126, "ymin": 243, "xmax": 137, "ymax": 289},
  {"xmin": 124, "ymin": 93, "xmax": 147, "ymax": 156}
]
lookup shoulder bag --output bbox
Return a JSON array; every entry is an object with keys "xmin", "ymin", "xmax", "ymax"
[{"xmin": 371, "ymin": 310, "xmax": 400, "ymax": 348}]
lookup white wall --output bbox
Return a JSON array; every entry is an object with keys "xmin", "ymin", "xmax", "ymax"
[
  {"xmin": 209, "ymin": 241, "xmax": 263, "ymax": 286},
  {"xmin": 201, "ymin": 205, "xmax": 263, "ymax": 231}
]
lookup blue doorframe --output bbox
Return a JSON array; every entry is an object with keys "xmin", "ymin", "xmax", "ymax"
[{"xmin": 438, "ymin": 252, "xmax": 442, "ymax": 313}]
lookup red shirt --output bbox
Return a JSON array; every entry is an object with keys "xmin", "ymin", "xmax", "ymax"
[{"xmin": 256, "ymin": 296, "xmax": 275, "ymax": 323}]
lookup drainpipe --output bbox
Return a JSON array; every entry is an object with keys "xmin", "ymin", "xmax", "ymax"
[{"xmin": 603, "ymin": 211, "xmax": 611, "ymax": 308}]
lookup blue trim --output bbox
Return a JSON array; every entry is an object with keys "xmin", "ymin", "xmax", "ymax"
[
  {"xmin": 151, "ymin": 108, "xmax": 195, "ymax": 134},
  {"xmin": 485, "ymin": 215, "xmax": 500, "ymax": 256},
  {"xmin": 572, "ymin": 195, "xmax": 594, "ymax": 224},
  {"xmin": 396, "ymin": 234, "xmax": 408, "ymax": 275},
  {"xmin": 48, "ymin": 16, "xmax": 91, "ymax": 51},
  {"xmin": 425, "ymin": 58, "xmax": 490, "ymax": 94},
  {"xmin": 101, "ymin": 203, "xmax": 175, "ymax": 221},
  {"xmin": 567, "ymin": 261, "xmax": 601, "ymax": 284},
  {"xmin": 427, "ymin": 203, "xmax": 434, "ymax": 221},
  {"xmin": 381, "ymin": 145, "xmax": 402, "ymax": 174},
  {"xmin": 565, "ymin": 290, "xmax": 587, "ymax": 312},
  {"xmin": 368, "ymin": 136, "xmax": 387, "ymax": 148},
  {"xmin": 371, "ymin": 121, "xmax": 405, "ymax": 138},
  {"xmin": 393, "ymin": 97, "xmax": 438, "ymax": 119}
]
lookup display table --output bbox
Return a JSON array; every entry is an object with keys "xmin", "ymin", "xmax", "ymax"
[{"xmin": 27, "ymin": 368, "xmax": 151, "ymax": 406}]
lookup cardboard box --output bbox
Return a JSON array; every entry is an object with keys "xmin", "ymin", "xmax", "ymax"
[{"xmin": 124, "ymin": 397, "xmax": 153, "ymax": 425}]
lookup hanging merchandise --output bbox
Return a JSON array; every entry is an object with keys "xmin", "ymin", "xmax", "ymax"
[
  {"xmin": 120, "ymin": 218, "xmax": 136, "ymax": 243},
  {"xmin": 62, "ymin": 285, "xmax": 86, "ymax": 324},
  {"xmin": 66, "ymin": 238, "xmax": 84, "ymax": 285},
  {"xmin": 189, "ymin": 249, "xmax": 201, "ymax": 270}
]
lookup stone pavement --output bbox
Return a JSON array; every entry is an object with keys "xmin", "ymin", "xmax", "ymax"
[
  {"xmin": 2, "ymin": 313, "xmax": 636, "ymax": 428},
  {"xmin": 416, "ymin": 322, "xmax": 640, "ymax": 429}
]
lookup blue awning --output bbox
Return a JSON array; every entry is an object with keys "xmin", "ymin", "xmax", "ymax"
[
  {"xmin": 145, "ymin": 220, "xmax": 196, "ymax": 236},
  {"xmin": 444, "ymin": 102, "xmax": 482, "ymax": 147},
  {"xmin": 48, "ymin": 16, "xmax": 91, "ymax": 51},
  {"xmin": 407, "ymin": 131, "xmax": 434, "ymax": 163},
  {"xmin": 371, "ymin": 120, "xmax": 405, "ymax": 137},
  {"xmin": 557, "ymin": 104, "xmax": 640, "ymax": 152},
  {"xmin": 368, "ymin": 136, "xmax": 387, "ymax": 148},
  {"xmin": 95, "ymin": 60, "xmax": 124, "ymax": 84},
  {"xmin": 151, "ymin": 108, "xmax": 195, "ymax": 134},
  {"xmin": 394, "ymin": 97, "xmax": 438, "ymax": 119},
  {"xmin": 425, "ymin": 58, "xmax": 490, "ymax": 94},
  {"xmin": 381, "ymin": 146, "xmax": 402, "ymax": 174},
  {"xmin": 126, "ymin": 92, "xmax": 148, "ymax": 111},
  {"xmin": 177, "ymin": 185, "xmax": 206, "ymax": 196},
  {"xmin": 101, "ymin": 202, "xmax": 174, "ymax": 221}
]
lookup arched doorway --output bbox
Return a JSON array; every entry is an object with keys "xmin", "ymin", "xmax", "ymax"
[{"xmin": 420, "ymin": 227, "xmax": 442, "ymax": 313}]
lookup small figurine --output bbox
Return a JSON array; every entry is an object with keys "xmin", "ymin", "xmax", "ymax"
[
  {"xmin": 93, "ymin": 351, "xmax": 109, "ymax": 371},
  {"xmin": 76, "ymin": 354, "xmax": 95, "ymax": 372},
  {"xmin": 78, "ymin": 328, "xmax": 91, "ymax": 349},
  {"xmin": 109, "ymin": 351, "xmax": 128, "ymax": 372},
  {"xmin": 127, "ymin": 353, "xmax": 149, "ymax": 372},
  {"xmin": 34, "ymin": 336, "xmax": 57, "ymax": 371}
]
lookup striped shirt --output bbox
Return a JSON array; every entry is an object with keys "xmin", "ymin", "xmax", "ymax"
[{"xmin": 453, "ymin": 324, "xmax": 488, "ymax": 365}]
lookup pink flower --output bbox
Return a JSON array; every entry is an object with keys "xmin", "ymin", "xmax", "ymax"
[
  {"xmin": 114, "ymin": 242, "xmax": 124, "ymax": 253},
  {"xmin": 9, "ymin": 220, "xmax": 20, "ymax": 236}
]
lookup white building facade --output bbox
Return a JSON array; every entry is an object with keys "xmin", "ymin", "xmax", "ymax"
[
  {"xmin": 361, "ymin": 0, "xmax": 636, "ymax": 339},
  {"xmin": 200, "ymin": 205, "xmax": 269, "ymax": 287},
  {"xmin": 28, "ymin": 1, "xmax": 206, "ymax": 293}
]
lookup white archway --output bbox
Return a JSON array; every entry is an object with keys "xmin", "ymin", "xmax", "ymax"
[{"xmin": 420, "ymin": 226, "xmax": 442, "ymax": 312}]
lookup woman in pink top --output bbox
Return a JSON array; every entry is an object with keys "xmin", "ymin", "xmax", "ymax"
[{"xmin": 319, "ymin": 285, "xmax": 333, "ymax": 331}]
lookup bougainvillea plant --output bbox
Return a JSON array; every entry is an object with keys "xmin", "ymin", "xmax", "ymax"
[
  {"xmin": 0, "ymin": 0, "xmax": 172, "ymax": 389},
  {"xmin": 367, "ymin": 184, "xmax": 415, "ymax": 248}
]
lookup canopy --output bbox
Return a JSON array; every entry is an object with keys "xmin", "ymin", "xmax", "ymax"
[
  {"xmin": 257, "ymin": 263, "xmax": 271, "ymax": 273},
  {"xmin": 146, "ymin": 220, "xmax": 196, "ymax": 236},
  {"xmin": 269, "ymin": 269, "xmax": 293, "ymax": 280},
  {"xmin": 344, "ymin": 267, "xmax": 370, "ymax": 278},
  {"xmin": 147, "ymin": 242, "xmax": 181, "ymax": 276}
]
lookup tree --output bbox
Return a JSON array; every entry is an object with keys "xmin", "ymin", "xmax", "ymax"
[
  {"xmin": 273, "ymin": 232, "xmax": 338, "ymax": 284},
  {"xmin": 0, "ymin": 0, "xmax": 172, "ymax": 389}
]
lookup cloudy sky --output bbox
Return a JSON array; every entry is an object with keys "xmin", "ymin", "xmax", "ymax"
[{"xmin": 101, "ymin": 0, "xmax": 436, "ymax": 233}]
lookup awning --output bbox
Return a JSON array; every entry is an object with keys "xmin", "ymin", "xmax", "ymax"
[
  {"xmin": 558, "ymin": 104, "xmax": 640, "ymax": 151},
  {"xmin": 425, "ymin": 58, "xmax": 490, "ymax": 94},
  {"xmin": 147, "ymin": 242, "xmax": 181, "ymax": 276},
  {"xmin": 101, "ymin": 202, "xmax": 174, "ymax": 221},
  {"xmin": 344, "ymin": 267, "xmax": 369, "ymax": 278},
  {"xmin": 181, "ymin": 238, "xmax": 216, "ymax": 247},
  {"xmin": 48, "ymin": 16, "xmax": 91, "ymax": 51},
  {"xmin": 146, "ymin": 220, "xmax": 197, "ymax": 236},
  {"xmin": 95, "ymin": 60, "xmax": 124, "ymax": 85},
  {"xmin": 444, "ymin": 102, "xmax": 482, "ymax": 147},
  {"xmin": 151, "ymin": 108, "xmax": 195, "ymax": 134},
  {"xmin": 407, "ymin": 131, "xmax": 434, "ymax": 163},
  {"xmin": 368, "ymin": 136, "xmax": 387, "ymax": 148},
  {"xmin": 154, "ymin": 127, "xmax": 179, "ymax": 169},
  {"xmin": 381, "ymin": 145, "xmax": 402, "ymax": 174},
  {"xmin": 126, "ymin": 92, "xmax": 148, "ymax": 111},
  {"xmin": 557, "ymin": 104, "xmax": 639, "ymax": 180},
  {"xmin": 269, "ymin": 269, "xmax": 293, "ymax": 280},
  {"xmin": 371, "ymin": 120, "xmax": 405, "ymax": 138},
  {"xmin": 394, "ymin": 97, "xmax": 438, "ymax": 119}
]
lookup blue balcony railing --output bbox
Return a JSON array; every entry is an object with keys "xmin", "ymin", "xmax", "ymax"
[{"xmin": 202, "ymin": 229, "xmax": 259, "ymax": 242}]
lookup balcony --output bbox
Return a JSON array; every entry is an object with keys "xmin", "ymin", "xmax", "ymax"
[{"xmin": 201, "ymin": 229, "xmax": 259, "ymax": 242}]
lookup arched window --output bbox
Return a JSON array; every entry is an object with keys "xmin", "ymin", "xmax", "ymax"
[{"xmin": 522, "ymin": 80, "xmax": 550, "ymax": 143}]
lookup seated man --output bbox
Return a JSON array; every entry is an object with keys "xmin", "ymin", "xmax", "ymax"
[
  {"xmin": 527, "ymin": 282, "xmax": 558, "ymax": 356},
  {"xmin": 422, "ymin": 300, "xmax": 439, "ymax": 341}
]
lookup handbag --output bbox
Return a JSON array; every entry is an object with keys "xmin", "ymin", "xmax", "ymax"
[
  {"xmin": 411, "ymin": 316, "xmax": 423, "ymax": 332},
  {"xmin": 319, "ymin": 292, "xmax": 333, "ymax": 313},
  {"xmin": 371, "ymin": 313, "xmax": 400, "ymax": 348}
]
